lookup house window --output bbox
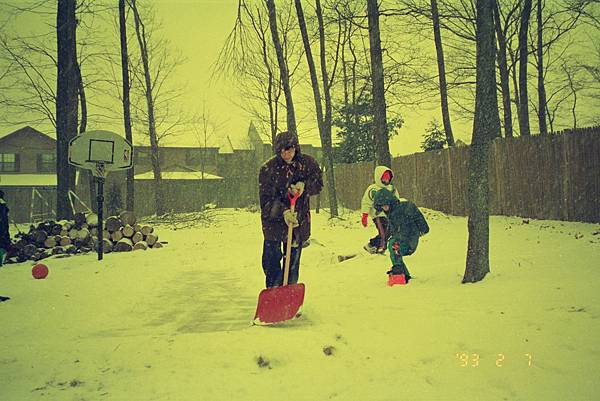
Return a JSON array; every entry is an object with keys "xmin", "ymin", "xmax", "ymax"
[
  {"xmin": 37, "ymin": 153, "xmax": 56, "ymax": 173},
  {"xmin": 0, "ymin": 153, "xmax": 19, "ymax": 172}
]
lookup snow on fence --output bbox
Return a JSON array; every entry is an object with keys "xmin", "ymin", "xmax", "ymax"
[{"xmin": 328, "ymin": 127, "xmax": 600, "ymax": 223}]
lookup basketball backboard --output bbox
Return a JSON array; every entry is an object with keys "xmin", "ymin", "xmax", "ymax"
[{"xmin": 69, "ymin": 130, "xmax": 133, "ymax": 177}]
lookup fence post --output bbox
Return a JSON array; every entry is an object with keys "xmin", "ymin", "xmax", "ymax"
[
  {"xmin": 561, "ymin": 133, "xmax": 570, "ymax": 221},
  {"xmin": 446, "ymin": 148, "xmax": 454, "ymax": 215}
]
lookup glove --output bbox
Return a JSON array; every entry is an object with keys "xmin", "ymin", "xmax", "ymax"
[
  {"xmin": 289, "ymin": 181, "xmax": 305, "ymax": 196},
  {"xmin": 283, "ymin": 209, "xmax": 299, "ymax": 227},
  {"xmin": 361, "ymin": 213, "xmax": 369, "ymax": 227}
]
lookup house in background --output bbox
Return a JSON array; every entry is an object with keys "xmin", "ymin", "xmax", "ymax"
[
  {"xmin": 0, "ymin": 126, "xmax": 58, "ymax": 222},
  {"xmin": 0, "ymin": 123, "xmax": 323, "ymax": 221}
]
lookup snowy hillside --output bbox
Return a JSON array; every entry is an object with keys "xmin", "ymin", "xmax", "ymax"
[{"xmin": 1, "ymin": 208, "xmax": 599, "ymax": 401}]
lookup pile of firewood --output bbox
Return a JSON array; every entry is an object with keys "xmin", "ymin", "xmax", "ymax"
[{"xmin": 11, "ymin": 210, "xmax": 162, "ymax": 263}]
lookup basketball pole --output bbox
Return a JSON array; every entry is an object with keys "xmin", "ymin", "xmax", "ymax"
[{"xmin": 96, "ymin": 164, "xmax": 105, "ymax": 261}]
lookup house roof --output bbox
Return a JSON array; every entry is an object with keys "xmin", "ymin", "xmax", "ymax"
[
  {"xmin": 0, "ymin": 126, "xmax": 55, "ymax": 145},
  {"xmin": 0, "ymin": 174, "xmax": 57, "ymax": 187}
]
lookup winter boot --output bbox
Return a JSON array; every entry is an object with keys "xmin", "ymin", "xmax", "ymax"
[{"xmin": 363, "ymin": 243, "xmax": 378, "ymax": 254}]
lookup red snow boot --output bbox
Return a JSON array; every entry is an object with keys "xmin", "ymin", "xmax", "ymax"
[{"xmin": 387, "ymin": 273, "xmax": 407, "ymax": 286}]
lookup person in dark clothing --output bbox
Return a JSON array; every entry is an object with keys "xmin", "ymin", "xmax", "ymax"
[
  {"xmin": 0, "ymin": 190, "xmax": 11, "ymax": 266},
  {"xmin": 258, "ymin": 131, "xmax": 323, "ymax": 288},
  {"xmin": 373, "ymin": 188, "xmax": 429, "ymax": 282}
]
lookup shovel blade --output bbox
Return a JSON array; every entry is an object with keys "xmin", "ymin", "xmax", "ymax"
[{"xmin": 254, "ymin": 283, "xmax": 305, "ymax": 324}]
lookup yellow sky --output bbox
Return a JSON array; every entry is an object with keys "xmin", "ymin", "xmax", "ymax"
[{"xmin": 1, "ymin": 0, "xmax": 598, "ymax": 156}]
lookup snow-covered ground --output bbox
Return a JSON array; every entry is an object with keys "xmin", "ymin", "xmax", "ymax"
[{"xmin": 1, "ymin": 208, "xmax": 599, "ymax": 401}]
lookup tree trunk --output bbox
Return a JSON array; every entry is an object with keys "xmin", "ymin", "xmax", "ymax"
[
  {"xmin": 56, "ymin": 0, "xmax": 78, "ymax": 220},
  {"xmin": 431, "ymin": 0, "xmax": 455, "ymax": 146},
  {"xmin": 265, "ymin": 0, "xmax": 297, "ymax": 137},
  {"xmin": 367, "ymin": 0, "xmax": 392, "ymax": 167},
  {"xmin": 463, "ymin": 0, "xmax": 501, "ymax": 284},
  {"xmin": 130, "ymin": 0, "xmax": 164, "ymax": 215},
  {"xmin": 518, "ymin": 0, "xmax": 532, "ymax": 136},
  {"xmin": 536, "ymin": 0, "xmax": 548, "ymax": 136},
  {"xmin": 76, "ymin": 60, "xmax": 97, "ymax": 213},
  {"xmin": 316, "ymin": 0, "xmax": 339, "ymax": 218},
  {"xmin": 294, "ymin": 0, "xmax": 338, "ymax": 218},
  {"xmin": 493, "ymin": 1, "xmax": 513, "ymax": 138},
  {"xmin": 120, "ymin": 0, "xmax": 135, "ymax": 212}
]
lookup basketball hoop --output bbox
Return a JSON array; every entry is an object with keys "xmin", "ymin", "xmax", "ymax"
[{"xmin": 68, "ymin": 130, "xmax": 134, "ymax": 262}]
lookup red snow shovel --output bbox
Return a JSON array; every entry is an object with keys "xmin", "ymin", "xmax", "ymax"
[{"xmin": 254, "ymin": 191, "xmax": 305, "ymax": 325}]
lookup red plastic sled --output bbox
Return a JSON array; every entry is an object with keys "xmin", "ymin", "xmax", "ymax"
[{"xmin": 254, "ymin": 191, "xmax": 305, "ymax": 325}]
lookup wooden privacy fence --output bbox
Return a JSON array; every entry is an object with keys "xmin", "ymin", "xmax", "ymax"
[{"xmin": 325, "ymin": 128, "xmax": 600, "ymax": 223}]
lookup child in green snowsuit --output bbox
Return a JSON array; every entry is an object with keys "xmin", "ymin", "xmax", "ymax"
[{"xmin": 373, "ymin": 188, "xmax": 429, "ymax": 281}]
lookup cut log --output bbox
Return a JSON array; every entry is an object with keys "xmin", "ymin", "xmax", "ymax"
[
  {"xmin": 76, "ymin": 227, "xmax": 90, "ymax": 241},
  {"xmin": 32, "ymin": 229, "xmax": 48, "ymax": 245},
  {"xmin": 51, "ymin": 224, "xmax": 62, "ymax": 236},
  {"xmin": 111, "ymin": 230, "xmax": 124, "ymax": 242},
  {"xmin": 105, "ymin": 216, "xmax": 122, "ymax": 233},
  {"xmin": 133, "ymin": 241, "xmax": 148, "ymax": 251},
  {"xmin": 44, "ymin": 236, "xmax": 57, "ymax": 248},
  {"xmin": 113, "ymin": 238, "xmax": 133, "ymax": 252},
  {"xmin": 119, "ymin": 210, "xmax": 137, "ymax": 226},
  {"xmin": 74, "ymin": 212, "xmax": 87, "ymax": 227},
  {"xmin": 151, "ymin": 241, "xmax": 163, "ymax": 249},
  {"xmin": 95, "ymin": 238, "xmax": 113, "ymax": 253},
  {"xmin": 59, "ymin": 236, "xmax": 72, "ymax": 247},
  {"xmin": 132, "ymin": 231, "xmax": 144, "ymax": 244},
  {"xmin": 60, "ymin": 229, "xmax": 68, "ymax": 237},
  {"xmin": 81, "ymin": 223, "xmax": 89, "ymax": 230},
  {"xmin": 134, "ymin": 224, "xmax": 142, "ymax": 233},
  {"xmin": 122, "ymin": 224, "xmax": 135, "ymax": 238},
  {"xmin": 145, "ymin": 233, "xmax": 158, "ymax": 246},
  {"xmin": 65, "ymin": 244, "xmax": 78, "ymax": 254},
  {"xmin": 23, "ymin": 244, "xmax": 37, "ymax": 258},
  {"xmin": 85, "ymin": 212, "xmax": 98, "ymax": 227},
  {"xmin": 141, "ymin": 225, "xmax": 154, "ymax": 236},
  {"xmin": 59, "ymin": 220, "xmax": 72, "ymax": 231},
  {"xmin": 68, "ymin": 228, "xmax": 79, "ymax": 240},
  {"xmin": 90, "ymin": 227, "xmax": 98, "ymax": 237},
  {"xmin": 103, "ymin": 229, "xmax": 110, "ymax": 239},
  {"xmin": 52, "ymin": 246, "xmax": 65, "ymax": 255}
]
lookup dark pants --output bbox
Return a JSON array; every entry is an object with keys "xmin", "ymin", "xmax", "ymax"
[
  {"xmin": 388, "ymin": 237, "xmax": 416, "ymax": 277},
  {"xmin": 262, "ymin": 240, "xmax": 303, "ymax": 288},
  {"xmin": 368, "ymin": 216, "xmax": 389, "ymax": 249}
]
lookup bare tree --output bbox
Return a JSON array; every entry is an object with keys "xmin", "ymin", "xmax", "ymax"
[
  {"xmin": 56, "ymin": 0, "xmax": 79, "ymax": 219},
  {"xmin": 294, "ymin": 0, "xmax": 339, "ymax": 217},
  {"xmin": 367, "ymin": 0, "xmax": 391, "ymax": 167},
  {"xmin": 518, "ymin": 0, "xmax": 533, "ymax": 136},
  {"xmin": 119, "ymin": 0, "xmax": 134, "ymax": 211},
  {"xmin": 493, "ymin": 0, "xmax": 518, "ymax": 137},
  {"xmin": 266, "ymin": 0, "xmax": 297, "ymax": 137},
  {"xmin": 128, "ymin": 0, "xmax": 164, "ymax": 215},
  {"xmin": 215, "ymin": 1, "xmax": 304, "ymax": 148},
  {"xmin": 430, "ymin": 0, "xmax": 455, "ymax": 146},
  {"xmin": 463, "ymin": 0, "xmax": 501, "ymax": 283}
]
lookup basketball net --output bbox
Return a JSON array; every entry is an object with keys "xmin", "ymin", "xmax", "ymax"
[{"xmin": 94, "ymin": 162, "xmax": 108, "ymax": 179}]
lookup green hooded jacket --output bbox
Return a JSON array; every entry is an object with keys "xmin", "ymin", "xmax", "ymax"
[{"xmin": 373, "ymin": 188, "xmax": 429, "ymax": 250}]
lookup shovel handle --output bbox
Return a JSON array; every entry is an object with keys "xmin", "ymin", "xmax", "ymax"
[{"xmin": 283, "ymin": 191, "xmax": 301, "ymax": 286}]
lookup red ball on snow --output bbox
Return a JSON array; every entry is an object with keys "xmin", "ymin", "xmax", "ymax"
[{"xmin": 32, "ymin": 263, "xmax": 49, "ymax": 279}]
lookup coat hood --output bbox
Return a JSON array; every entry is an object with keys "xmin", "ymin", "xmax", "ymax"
[
  {"xmin": 373, "ymin": 165, "xmax": 393, "ymax": 188},
  {"xmin": 373, "ymin": 188, "xmax": 400, "ymax": 213},
  {"xmin": 273, "ymin": 131, "xmax": 301, "ymax": 156}
]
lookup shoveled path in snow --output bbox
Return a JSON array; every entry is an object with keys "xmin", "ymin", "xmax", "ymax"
[{"xmin": 1, "ymin": 208, "xmax": 599, "ymax": 401}]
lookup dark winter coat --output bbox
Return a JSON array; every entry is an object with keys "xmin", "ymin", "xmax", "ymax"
[
  {"xmin": 259, "ymin": 131, "xmax": 323, "ymax": 243},
  {"xmin": 373, "ymin": 188, "xmax": 429, "ymax": 251},
  {"xmin": 0, "ymin": 197, "xmax": 10, "ymax": 250}
]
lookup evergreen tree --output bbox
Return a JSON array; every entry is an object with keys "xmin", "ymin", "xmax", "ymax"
[
  {"xmin": 421, "ymin": 119, "xmax": 447, "ymax": 152},
  {"xmin": 333, "ymin": 96, "xmax": 402, "ymax": 163}
]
